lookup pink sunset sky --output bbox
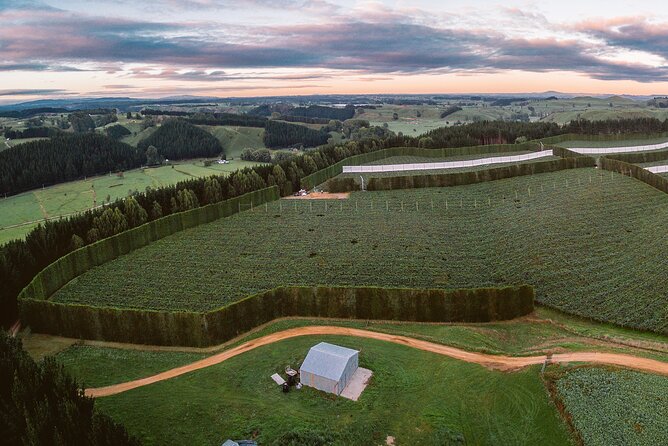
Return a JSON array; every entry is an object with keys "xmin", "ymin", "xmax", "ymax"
[{"xmin": 1, "ymin": 0, "xmax": 668, "ymax": 102}]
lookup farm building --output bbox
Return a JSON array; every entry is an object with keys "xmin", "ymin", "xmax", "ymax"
[{"xmin": 300, "ymin": 342, "xmax": 359, "ymax": 395}]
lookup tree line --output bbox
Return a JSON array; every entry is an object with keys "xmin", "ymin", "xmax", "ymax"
[
  {"xmin": 142, "ymin": 109, "xmax": 269, "ymax": 127},
  {"xmin": 288, "ymin": 104, "xmax": 356, "ymax": 120},
  {"xmin": 4, "ymin": 127, "xmax": 57, "ymax": 139},
  {"xmin": 0, "ymin": 107, "xmax": 69, "ymax": 118},
  {"xmin": 137, "ymin": 119, "xmax": 223, "ymax": 160},
  {"xmin": 105, "ymin": 124, "xmax": 131, "ymax": 140},
  {"xmin": 263, "ymin": 119, "xmax": 330, "ymax": 148},
  {"xmin": 276, "ymin": 114, "xmax": 330, "ymax": 124},
  {"xmin": 0, "ymin": 119, "xmax": 226, "ymax": 196},
  {"xmin": 0, "ymin": 332, "xmax": 140, "ymax": 445},
  {"xmin": 422, "ymin": 121, "xmax": 564, "ymax": 147},
  {"xmin": 141, "ymin": 109, "xmax": 339, "ymax": 148},
  {"xmin": 2, "ymin": 118, "xmax": 666, "ymax": 328},
  {"xmin": 440, "ymin": 106, "xmax": 462, "ymax": 119},
  {"xmin": 248, "ymin": 104, "xmax": 355, "ymax": 121},
  {"xmin": 0, "ymin": 133, "xmax": 144, "ymax": 195}
]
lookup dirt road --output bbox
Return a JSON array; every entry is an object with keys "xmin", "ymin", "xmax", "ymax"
[{"xmin": 86, "ymin": 326, "xmax": 668, "ymax": 398}]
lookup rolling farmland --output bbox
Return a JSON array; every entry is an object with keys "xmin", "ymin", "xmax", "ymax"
[
  {"xmin": 0, "ymin": 158, "xmax": 260, "ymax": 245},
  {"xmin": 52, "ymin": 168, "xmax": 668, "ymax": 333}
]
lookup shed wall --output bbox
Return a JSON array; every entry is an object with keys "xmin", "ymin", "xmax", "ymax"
[
  {"xmin": 300, "ymin": 370, "xmax": 338, "ymax": 394},
  {"xmin": 337, "ymin": 354, "xmax": 358, "ymax": 393},
  {"xmin": 300, "ymin": 353, "xmax": 359, "ymax": 395}
]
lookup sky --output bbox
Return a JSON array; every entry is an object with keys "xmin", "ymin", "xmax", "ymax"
[{"xmin": 1, "ymin": 0, "xmax": 668, "ymax": 103}]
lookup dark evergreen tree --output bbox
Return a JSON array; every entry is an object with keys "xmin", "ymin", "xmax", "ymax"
[
  {"xmin": 263, "ymin": 120, "xmax": 329, "ymax": 148},
  {"xmin": 105, "ymin": 124, "xmax": 131, "ymax": 140},
  {"xmin": 137, "ymin": 119, "xmax": 223, "ymax": 160},
  {"xmin": 69, "ymin": 112, "xmax": 96, "ymax": 133},
  {"xmin": 0, "ymin": 134, "xmax": 143, "ymax": 195},
  {"xmin": 0, "ymin": 332, "xmax": 141, "ymax": 446}
]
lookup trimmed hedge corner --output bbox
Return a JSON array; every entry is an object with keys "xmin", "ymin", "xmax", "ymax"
[
  {"xmin": 599, "ymin": 157, "xmax": 668, "ymax": 194},
  {"xmin": 18, "ymin": 187, "xmax": 280, "ymax": 302}
]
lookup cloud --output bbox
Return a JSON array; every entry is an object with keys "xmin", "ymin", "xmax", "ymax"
[
  {"xmin": 574, "ymin": 17, "xmax": 668, "ymax": 59},
  {"xmin": 102, "ymin": 84, "xmax": 139, "ymax": 89},
  {"xmin": 0, "ymin": 88, "xmax": 70, "ymax": 96},
  {"xmin": 2, "ymin": 3, "xmax": 668, "ymax": 84},
  {"xmin": 0, "ymin": 62, "xmax": 87, "ymax": 71}
]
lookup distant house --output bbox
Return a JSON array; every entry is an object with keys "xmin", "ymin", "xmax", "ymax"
[{"xmin": 300, "ymin": 342, "xmax": 359, "ymax": 395}]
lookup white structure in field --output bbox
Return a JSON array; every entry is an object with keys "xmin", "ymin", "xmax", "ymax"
[
  {"xmin": 342, "ymin": 150, "xmax": 554, "ymax": 174},
  {"xmin": 300, "ymin": 342, "xmax": 359, "ymax": 395},
  {"xmin": 568, "ymin": 141, "xmax": 668, "ymax": 154}
]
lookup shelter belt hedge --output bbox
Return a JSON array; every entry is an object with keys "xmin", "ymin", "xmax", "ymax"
[{"xmin": 20, "ymin": 285, "xmax": 534, "ymax": 347}]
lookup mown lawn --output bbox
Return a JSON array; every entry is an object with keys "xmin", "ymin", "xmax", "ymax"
[
  {"xmin": 89, "ymin": 336, "xmax": 572, "ymax": 445},
  {"xmin": 57, "ymin": 345, "xmax": 206, "ymax": 388},
  {"xmin": 52, "ymin": 168, "xmax": 668, "ymax": 333}
]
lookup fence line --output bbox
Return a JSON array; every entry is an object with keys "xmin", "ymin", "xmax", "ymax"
[
  {"xmin": 569, "ymin": 141, "xmax": 668, "ymax": 155},
  {"xmin": 646, "ymin": 165, "xmax": 668, "ymax": 174},
  {"xmin": 341, "ymin": 150, "xmax": 554, "ymax": 174},
  {"xmin": 269, "ymin": 171, "xmax": 615, "ymax": 213}
]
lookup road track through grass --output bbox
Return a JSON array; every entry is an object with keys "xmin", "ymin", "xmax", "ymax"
[{"xmin": 86, "ymin": 326, "xmax": 668, "ymax": 398}]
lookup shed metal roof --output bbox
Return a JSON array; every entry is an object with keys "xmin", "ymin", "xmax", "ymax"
[{"xmin": 300, "ymin": 342, "xmax": 358, "ymax": 382}]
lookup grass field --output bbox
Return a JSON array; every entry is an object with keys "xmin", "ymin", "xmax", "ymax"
[
  {"xmin": 57, "ymin": 346, "xmax": 207, "ymax": 388},
  {"xmin": 201, "ymin": 125, "xmax": 266, "ymax": 159},
  {"xmin": 373, "ymin": 119, "xmax": 446, "ymax": 136},
  {"xmin": 71, "ymin": 336, "xmax": 572, "ymax": 445},
  {"xmin": 554, "ymin": 367, "xmax": 668, "ymax": 445},
  {"xmin": 361, "ymin": 103, "xmax": 452, "ymax": 135},
  {"xmin": 52, "ymin": 168, "xmax": 668, "ymax": 333},
  {"xmin": 2, "ymin": 136, "xmax": 50, "ymax": 150},
  {"xmin": 0, "ymin": 158, "xmax": 261, "ymax": 245}
]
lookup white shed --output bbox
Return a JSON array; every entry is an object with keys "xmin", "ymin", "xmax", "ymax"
[{"xmin": 299, "ymin": 342, "xmax": 359, "ymax": 395}]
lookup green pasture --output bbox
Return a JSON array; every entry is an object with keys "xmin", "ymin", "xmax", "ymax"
[
  {"xmin": 2, "ymin": 137, "xmax": 50, "ymax": 150},
  {"xmin": 0, "ymin": 159, "xmax": 260, "ymax": 245},
  {"xmin": 360, "ymin": 104, "xmax": 450, "ymax": 135},
  {"xmin": 446, "ymin": 107, "xmax": 514, "ymax": 123},
  {"xmin": 57, "ymin": 345, "xmax": 206, "ymax": 389},
  {"xmin": 371, "ymin": 119, "xmax": 445, "ymax": 136},
  {"xmin": 81, "ymin": 336, "xmax": 571, "ymax": 445},
  {"xmin": 201, "ymin": 125, "xmax": 266, "ymax": 159},
  {"xmin": 52, "ymin": 168, "xmax": 668, "ymax": 333}
]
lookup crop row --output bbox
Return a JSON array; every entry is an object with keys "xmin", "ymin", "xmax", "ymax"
[
  {"xmin": 52, "ymin": 168, "xmax": 668, "ymax": 333},
  {"xmin": 556, "ymin": 367, "xmax": 668, "ymax": 446}
]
